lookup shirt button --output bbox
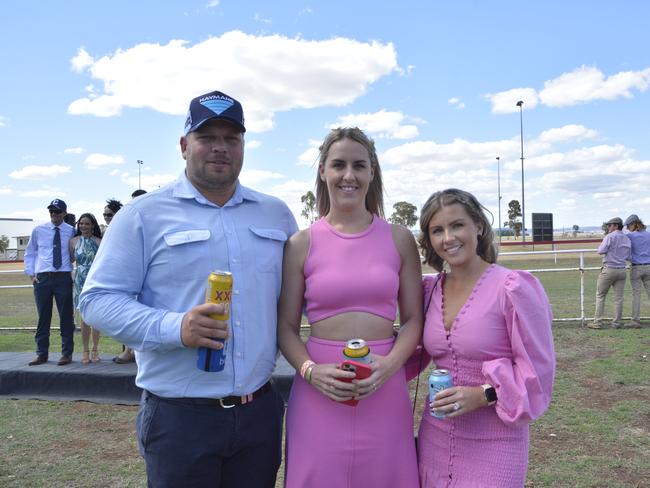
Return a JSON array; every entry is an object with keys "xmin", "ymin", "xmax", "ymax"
[
  {"xmin": 234, "ymin": 290, "xmax": 239, "ymax": 295},
  {"xmin": 236, "ymin": 321, "xmax": 241, "ymax": 326},
  {"xmin": 232, "ymin": 258, "xmax": 237, "ymax": 263},
  {"xmin": 236, "ymin": 352, "xmax": 242, "ymax": 358}
]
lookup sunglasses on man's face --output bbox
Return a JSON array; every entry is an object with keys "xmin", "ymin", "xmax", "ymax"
[
  {"xmin": 103, "ymin": 213, "xmax": 114, "ymax": 218},
  {"xmin": 49, "ymin": 209, "xmax": 63, "ymax": 215}
]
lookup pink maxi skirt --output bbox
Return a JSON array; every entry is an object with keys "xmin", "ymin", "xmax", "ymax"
[{"xmin": 284, "ymin": 336, "xmax": 419, "ymax": 488}]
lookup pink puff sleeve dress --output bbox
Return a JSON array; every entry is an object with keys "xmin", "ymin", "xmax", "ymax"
[{"xmin": 417, "ymin": 264, "xmax": 555, "ymax": 487}]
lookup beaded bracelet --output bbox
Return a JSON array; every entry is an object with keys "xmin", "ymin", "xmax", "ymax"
[{"xmin": 300, "ymin": 359, "xmax": 315, "ymax": 380}]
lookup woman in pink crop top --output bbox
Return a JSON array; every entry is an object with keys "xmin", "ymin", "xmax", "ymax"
[
  {"xmin": 416, "ymin": 188, "xmax": 556, "ymax": 487},
  {"xmin": 278, "ymin": 127, "xmax": 423, "ymax": 487}
]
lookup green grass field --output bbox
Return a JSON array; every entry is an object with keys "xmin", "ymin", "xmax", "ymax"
[{"xmin": 1, "ymin": 252, "xmax": 649, "ymax": 487}]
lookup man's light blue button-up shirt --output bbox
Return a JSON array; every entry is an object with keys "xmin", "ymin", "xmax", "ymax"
[
  {"xmin": 24, "ymin": 222, "xmax": 75, "ymax": 275},
  {"xmin": 79, "ymin": 172, "xmax": 298, "ymax": 398},
  {"xmin": 598, "ymin": 230, "xmax": 631, "ymax": 268}
]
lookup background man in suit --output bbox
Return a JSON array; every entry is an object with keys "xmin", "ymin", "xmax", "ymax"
[{"xmin": 24, "ymin": 199, "xmax": 76, "ymax": 365}]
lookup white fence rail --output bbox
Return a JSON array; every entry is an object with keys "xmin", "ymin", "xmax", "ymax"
[
  {"xmin": 498, "ymin": 248, "xmax": 601, "ymax": 323},
  {"xmin": 1, "ymin": 249, "xmax": 646, "ymax": 328}
]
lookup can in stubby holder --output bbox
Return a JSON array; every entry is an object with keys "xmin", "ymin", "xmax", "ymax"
[
  {"xmin": 429, "ymin": 369, "xmax": 453, "ymax": 418},
  {"xmin": 342, "ymin": 338, "xmax": 371, "ymax": 364},
  {"xmin": 197, "ymin": 271, "xmax": 233, "ymax": 372}
]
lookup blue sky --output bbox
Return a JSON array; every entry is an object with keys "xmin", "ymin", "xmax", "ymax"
[{"xmin": 1, "ymin": 0, "xmax": 649, "ymax": 231}]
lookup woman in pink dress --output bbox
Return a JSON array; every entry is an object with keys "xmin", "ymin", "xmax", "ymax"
[
  {"xmin": 416, "ymin": 188, "xmax": 555, "ymax": 487},
  {"xmin": 278, "ymin": 127, "xmax": 422, "ymax": 487}
]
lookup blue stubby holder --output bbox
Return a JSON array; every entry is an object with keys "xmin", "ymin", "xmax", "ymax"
[{"xmin": 197, "ymin": 339, "xmax": 226, "ymax": 372}]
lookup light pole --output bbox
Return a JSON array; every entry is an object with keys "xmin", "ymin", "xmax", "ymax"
[
  {"xmin": 516, "ymin": 100, "xmax": 525, "ymax": 243},
  {"xmin": 496, "ymin": 156, "xmax": 502, "ymax": 244},
  {"xmin": 137, "ymin": 159, "xmax": 143, "ymax": 189}
]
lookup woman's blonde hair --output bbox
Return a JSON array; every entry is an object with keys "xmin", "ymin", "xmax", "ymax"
[
  {"xmin": 418, "ymin": 188, "xmax": 497, "ymax": 271},
  {"xmin": 315, "ymin": 127, "xmax": 384, "ymax": 218},
  {"xmin": 629, "ymin": 219, "xmax": 646, "ymax": 232}
]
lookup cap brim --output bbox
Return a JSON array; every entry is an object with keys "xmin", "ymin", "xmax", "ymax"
[{"xmin": 187, "ymin": 116, "xmax": 246, "ymax": 135}]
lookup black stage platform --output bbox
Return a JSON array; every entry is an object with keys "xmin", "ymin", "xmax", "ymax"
[{"xmin": 0, "ymin": 352, "xmax": 295, "ymax": 405}]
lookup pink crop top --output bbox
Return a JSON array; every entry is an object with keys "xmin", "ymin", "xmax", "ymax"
[{"xmin": 303, "ymin": 215, "xmax": 401, "ymax": 324}]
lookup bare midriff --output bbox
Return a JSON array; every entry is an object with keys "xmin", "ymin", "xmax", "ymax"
[{"xmin": 310, "ymin": 311, "xmax": 395, "ymax": 341}]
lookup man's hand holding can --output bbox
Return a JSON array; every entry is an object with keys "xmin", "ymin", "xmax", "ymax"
[{"xmin": 181, "ymin": 303, "xmax": 229, "ymax": 349}]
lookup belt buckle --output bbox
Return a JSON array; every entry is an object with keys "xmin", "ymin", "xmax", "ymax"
[{"xmin": 218, "ymin": 398, "xmax": 236, "ymax": 409}]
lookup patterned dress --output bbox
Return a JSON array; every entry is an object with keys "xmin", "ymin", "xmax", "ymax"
[{"xmin": 73, "ymin": 236, "xmax": 99, "ymax": 307}]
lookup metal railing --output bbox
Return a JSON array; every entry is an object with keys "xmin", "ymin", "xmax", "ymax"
[
  {"xmin": 1, "ymin": 249, "xmax": 647, "ymax": 328},
  {"xmin": 498, "ymin": 248, "xmax": 601, "ymax": 323}
]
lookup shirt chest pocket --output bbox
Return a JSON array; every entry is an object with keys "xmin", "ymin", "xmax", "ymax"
[
  {"xmin": 249, "ymin": 227, "xmax": 288, "ymax": 273},
  {"xmin": 163, "ymin": 229, "xmax": 211, "ymax": 278}
]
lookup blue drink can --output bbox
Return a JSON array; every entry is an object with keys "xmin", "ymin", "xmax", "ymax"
[
  {"xmin": 197, "ymin": 271, "xmax": 232, "ymax": 372},
  {"xmin": 428, "ymin": 369, "xmax": 453, "ymax": 418}
]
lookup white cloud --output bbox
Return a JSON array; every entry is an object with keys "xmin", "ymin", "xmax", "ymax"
[
  {"xmin": 70, "ymin": 47, "xmax": 94, "ymax": 73},
  {"xmin": 254, "ymin": 13, "xmax": 272, "ymax": 24},
  {"xmin": 487, "ymin": 65, "xmax": 650, "ymax": 112},
  {"xmin": 21, "ymin": 189, "xmax": 65, "ymax": 198},
  {"xmin": 120, "ymin": 172, "xmax": 176, "ymax": 190},
  {"xmin": 0, "ymin": 115, "xmax": 7, "ymax": 127},
  {"xmin": 268, "ymin": 179, "xmax": 315, "ymax": 228},
  {"xmin": 10, "ymin": 165, "xmax": 72, "ymax": 180},
  {"xmin": 540, "ymin": 65, "xmax": 650, "ymax": 107},
  {"xmin": 297, "ymin": 139, "xmax": 321, "ymax": 166},
  {"xmin": 382, "ymin": 137, "xmax": 518, "ymax": 171},
  {"xmin": 246, "ymin": 140, "xmax": 262, "ymax": 149},
  {"xmin": 0, "ymin": 187, "xmax": 13, "ymax": 195},
  {"xmin": 84, "ymin": 153, "xmax": 125, "ymax": 169},
  {"xmin": 239, "ymin": 169, "xmax": 285, "ymax": 186},
  {"xmin": 485, "ymin": 88, "xmax": 539, "ymax": 114},
  {"xmin": 448, "ymin": 97, "xmax": 465, "ymax": 109},
  {"xmin": 537, "ymin": 124, "xmax": 598, "ymax": 144},
  {"xmin": 206, "ymin": 0, "xmax": 219, "ymax": 7},
  {"xmin": 330, "ymin": 110, "xmax": 419, "ymax": 139},
  {"xmin": 64, "ymin": 147, "xmax": 85, "ymax": 154},
  {"xmin": 593, "ymin": 192, "xmax": 623, "ymax": 200},
  {"xmin": 67, "ymin": 32, "xmax": 398, "ymax": 131}
]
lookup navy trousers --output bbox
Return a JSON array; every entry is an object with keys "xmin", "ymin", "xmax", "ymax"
[
  {"xmin": 137, "ymin": 384, "xmax": 285, "ymax": 488},
  {"xmin": 33, "ymin": 272, "xmax": 74, "ymax": 357}
]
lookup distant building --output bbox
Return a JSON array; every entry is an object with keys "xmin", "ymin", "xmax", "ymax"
[{"xmin": 0, "ymin": 218, "xmax": 42, "ymax": 261}]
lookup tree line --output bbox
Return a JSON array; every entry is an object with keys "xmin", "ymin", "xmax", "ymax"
[{"xmin": 300, "ymin": 191, "xmax": 529, "ymax": 235}]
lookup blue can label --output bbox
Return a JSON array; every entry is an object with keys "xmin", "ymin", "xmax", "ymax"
[
  {"xmin": 428, "ymin": 369, "xmax": 453, "ymax": 418},
  {"xmin": 197, "ymin": 339, "xmax": 227, "ymax": 372}
]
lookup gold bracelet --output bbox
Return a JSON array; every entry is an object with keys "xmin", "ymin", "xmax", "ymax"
[
  {"xmin": 306, "ymin": 363, "xmax": 316, "ymax": 384},
  {"xmin": 299, "ymin": 359, "xmax": 315, "ymax": 379}
]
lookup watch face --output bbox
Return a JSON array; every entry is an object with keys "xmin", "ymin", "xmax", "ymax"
[{"xmin": 485, "ymin": 387, "xmax": 497, "ymax": 403}]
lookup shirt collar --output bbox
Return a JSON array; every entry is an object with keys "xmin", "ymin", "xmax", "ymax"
[{"xmin": 172, "ymin": 171, "xmax": 260, "ymax": 207}]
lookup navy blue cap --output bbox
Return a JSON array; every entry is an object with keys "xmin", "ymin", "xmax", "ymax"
[
  {"xmin": 47, "ymin": 199, "xmax": 67, "ymax": 212},
  {"xmin": 183, "ymin": 90, "xmax": 246, "ymax": 135}
]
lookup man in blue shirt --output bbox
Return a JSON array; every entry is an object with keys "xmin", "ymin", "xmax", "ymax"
[
  {"xmin": 624, "ymin": 214, "xmax": 650, "ymax": 327},
  {"xmin": 79, "ymin": 90, "xmax": 298, "ymax": 487},
  {"xmin": 588, "ymin": 217, "xmax": 631, "ymax": 329},
  {"xmin": 24, "ymin": 199, "xmax": 75, "ymax": 366}
]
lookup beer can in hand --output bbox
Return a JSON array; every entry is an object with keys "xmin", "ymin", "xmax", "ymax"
[
  {"xmin": 429, "ymin": 369, "xmax": 453, "ymax": 418},
  {"xmin": 343, "ymin": 338, "xmax": 371, "ymax": 364},
  {"xmin": 197, "ymin": 271, "xmax": 233, "ymax": 372}
]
